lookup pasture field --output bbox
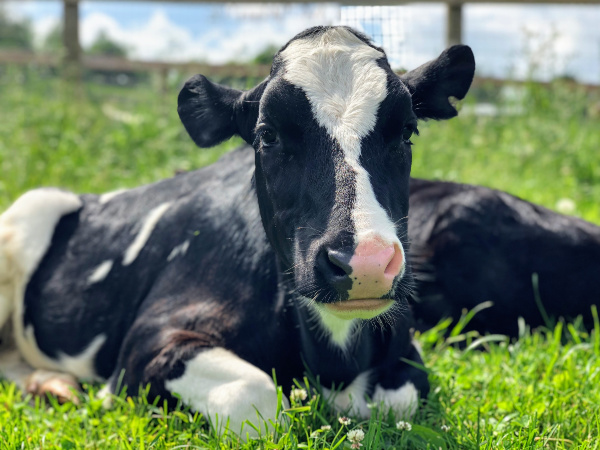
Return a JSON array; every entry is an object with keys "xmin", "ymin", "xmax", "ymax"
[{"xmin": 1, "ymin": 69, "xmax": 600, "ymax": 449}]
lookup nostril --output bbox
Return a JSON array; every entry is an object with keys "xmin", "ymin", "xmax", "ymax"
[
  {"xmin": 327, "ymin": 250, "xmax": 352, "ymax": 277},
  {"xmin": 384, "ymin": 244, "xmax": 404, "ymax": 278}
]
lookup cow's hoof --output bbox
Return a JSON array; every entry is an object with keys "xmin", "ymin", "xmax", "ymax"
[{"xmin": 25, "ymin": 370, "xmax": 81, "ymax": 405}]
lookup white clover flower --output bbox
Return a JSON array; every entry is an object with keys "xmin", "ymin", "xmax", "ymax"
[
  {"xmin": 347, "ymin": 429, "xmax": 365, "ymax": 449},
  {"xmin": 320, "ymin": 425, "xmax": 331, "ymax": 431},
  {"xmin": 310, "ymin": 430, "xmax": 320, "ymax": 439},
  {"xmin": 347, "ymin": 429, "xmax": 365, "ymax": 442},
  {"xmin": 441, "ymin": 424, "xmax": 450, "ymax": 432},
  {"xmin": 289, "ymin": 388, "xmax": 308, "ymax": 403},
  {"xmin": 396, "ymin": 421, "xmax": 412, "ymax": 431},
  {"xmin": 338, "ymin": 416, "xmax": 352, "ymax": 426}
]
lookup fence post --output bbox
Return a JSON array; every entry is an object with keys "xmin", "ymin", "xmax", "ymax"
[
  {"xmin": 447, "ymin": 1, "xmax": 463, "ymax": 47},
  {"xmin": 63, "ymin": 0, "xmax": 81, "ymax": 81}
]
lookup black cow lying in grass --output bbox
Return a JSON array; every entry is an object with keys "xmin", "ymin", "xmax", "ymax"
[{"xmin": 0, "ymin": 26, "xmax": 596, "ymax": 435}]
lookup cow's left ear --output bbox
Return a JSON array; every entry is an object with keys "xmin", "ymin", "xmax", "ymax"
[
  {"xmin": 400, "ymin": 45, "xmax": 475, "ymax": 120},
  {"xmin": 178, "ymin": 75, "xmax": 266, "ymax": 148}
]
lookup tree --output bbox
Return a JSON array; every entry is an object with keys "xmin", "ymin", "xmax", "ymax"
[
  {"xmin": 87, "ymin": 31, "xmax": 127, "ymax": 58},
  {"xmin": 0, "ymin": 7, "xmax": 33, "ymax": 50}
]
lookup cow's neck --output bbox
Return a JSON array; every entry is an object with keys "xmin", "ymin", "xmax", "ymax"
[{"xmin": 276, "ymin": 270, "xmax": 373, "ymax": 386}]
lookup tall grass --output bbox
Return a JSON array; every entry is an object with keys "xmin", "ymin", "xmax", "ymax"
[{"xmin": 1, "ymin": 69, "xmax": 600, "ymax": 448}]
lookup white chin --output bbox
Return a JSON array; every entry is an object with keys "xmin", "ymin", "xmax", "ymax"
[{"xmin": 321, "ymin": 298, "xmax": 394, "ymax": 320}]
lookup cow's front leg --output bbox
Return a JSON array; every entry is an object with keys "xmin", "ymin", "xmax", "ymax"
[
  {"xmin": 371, "ymin": 342, "xmax": 429, "ymax": 419},
  {"xmin": 110, "ymin": 321, "xmax": 286, "ymax": 437},
  {"xmin": 164, "ymin": 347, "xmax": 285, "ymax": 435},
  {"xmin": 323, "ymin": 342, "xmax": 428, "ymax": 420}
]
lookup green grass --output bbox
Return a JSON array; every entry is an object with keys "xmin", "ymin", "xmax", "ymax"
[{"xmin": 1, "ymin": 68, "xmax": 600, "ymax": 448}]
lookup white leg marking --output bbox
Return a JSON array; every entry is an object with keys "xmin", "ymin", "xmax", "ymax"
[
  {"xmin": 167, "ymin": 240, "xmax": 190, "ymax": 262},
  {"xmin": 122, "ymin": 202, "xmax": 172, "ymax": 266},
  {"xmin": 165, "ymin": 347, "xmax": 284, "ymax": 436},
  {"xmin": 17, "ymin": 327, "xmax": 106, "ymax": 381},
  {"xmin": 322, "ymin": 371, "xmax": 371, "ymax": 418},
  {"xmin": 282, "ymin": 28, "xmax": 402, "ymax": 250},
  {"xmin": 97, "ymin": 379, "xmax": 115, "ymax": 409},
  {"xmin": 98, "ymin": 189, "xmax": 127, "ymax": 205},
  {"xmin": 372, "ymin": 381, "xmax": 418, "ymax": 419},
  {"xmin": 87, "ymin": 259, "xmax": 114, "ymax": 284}
]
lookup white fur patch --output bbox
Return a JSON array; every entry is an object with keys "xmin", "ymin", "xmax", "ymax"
[
  {"xmin": 167, "ymin": 240, "xmax": 190, "ymax": 262},
  {"xmin": 372, "ymin": 381, "xmax": 418, "ymax": 419},
  {"xmin": 313, "ymin": 304, "xmax": 357, "ymax": 348},
  {"xmin": 122, "ymin": 202, "xmax": 172, "ymax": 266},
  {"xmin": 0, "ymin": 189, "xmax": 81, "ymax": 332},
  {"xmin": 87, "ymin": 260, "xmax": 113, "ymax": 284},
  {"xmin": 97, "ymin": 381, "xmax": 114, "ymax": 409},
  {"xmin": 322, "ymin": 371, "xmax": 371, "ymax": 418},
  {"xmin": 17, "ymin": 326, "xmax": 106, "ymax": 380},
  {"xmin": 165, "ymin": 347, "xmax": 284, "ymax": 436},
  {"xmin": 281, "ymin": 28, "xmax": 401, "ymax": 249},
  {"xmin": 98, "ymin": 189, "xmax": 127, "ymax": 205}
]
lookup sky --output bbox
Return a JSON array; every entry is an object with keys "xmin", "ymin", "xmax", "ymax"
[{"xmin": 5, "ymin": 1, "xmax": 600, "ymax": 84}]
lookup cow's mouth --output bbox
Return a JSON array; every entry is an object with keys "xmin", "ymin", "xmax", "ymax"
[{"xmin": 322, "ymin": 298, "xmax": 394, "ymax": 320}]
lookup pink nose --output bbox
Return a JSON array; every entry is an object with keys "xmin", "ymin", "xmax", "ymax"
[{"xmin": 347, "ymin": 237, "xmax": 404, "ymax": 299}]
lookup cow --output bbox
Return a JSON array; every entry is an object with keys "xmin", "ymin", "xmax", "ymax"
[
  {"xmin": 408, "ymin": 177, "xmax": 600, "ymax": 337},
  {"xmin": 6, "ymin": 24, "xmax": 595, "ymax": 436},
  {"xmin": 0, "ymin": 26, "xmax": 474, "ymax": 434}
]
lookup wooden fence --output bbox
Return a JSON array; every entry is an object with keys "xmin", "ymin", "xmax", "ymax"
[
  {"xmin": 2, "ymin": 49, "xmax": 598, "ymax": 94},
  {"xmin": 21, "ymin": 0, "xmax": 600, "ymax": 81}
]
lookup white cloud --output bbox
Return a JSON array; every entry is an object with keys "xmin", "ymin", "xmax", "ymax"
[
  {"xmin": 73, "ymin": 6, "xmax": 338, "ymax": 64},
  {"xmin": 16, "ymin": 2, "xmax": 600, "ymax": 83}
]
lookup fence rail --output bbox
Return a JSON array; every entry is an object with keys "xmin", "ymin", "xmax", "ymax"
[{"xmin": 2, "ymin": 50, "xmax": 599, "ymax": 94}]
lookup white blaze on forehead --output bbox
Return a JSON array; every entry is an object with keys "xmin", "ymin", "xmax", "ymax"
[{"xmin": 281, "ymin": 27, "xmax": 400, "ymax": 246}]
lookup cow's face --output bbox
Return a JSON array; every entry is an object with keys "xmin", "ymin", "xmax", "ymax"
[{"xmin": 179, "ymin": 26, "xmax": 475, "ymax": 332}]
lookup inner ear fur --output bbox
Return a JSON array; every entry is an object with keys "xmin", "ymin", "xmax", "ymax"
[
  {"xmin": 400, "ymin": 45, "xmax": 475, "ymax": 120},
  {"xmin": 178, "ymin": 75, "xmax": 266, "ymax": 148}
]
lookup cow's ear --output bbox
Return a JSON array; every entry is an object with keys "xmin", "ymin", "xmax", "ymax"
[
  {"xmin": 400, "ymin": 45, "xmax": 475, "ymax": 120},
  {"xmin": 178, "ymin": 75, "xmax": 267, "ymax": 148},
  {"xmin": 178, "ymin": 75, "xmax": 242, "ymax": 148}
]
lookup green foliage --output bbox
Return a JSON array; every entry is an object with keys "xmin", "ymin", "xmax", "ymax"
[
  {"xmin": 0, "ymin": 8, "xmax": 33, "ymax": 51},
  {"xmin": 42, "ymin": 24, "xmax": 63, "ymax": 54},
  {"xmin": 252, "ymin": 45, "xmax": 279, "ymax": 65},
  {"xmin": 87, "ymin": 31, "xmax": 128, "ymax": 58},
  {"xmin": 1, "ymin": 71, "xmax": 600, "ymax": 447}
]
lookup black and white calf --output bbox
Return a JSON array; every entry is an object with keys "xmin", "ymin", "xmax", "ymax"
[
  {"xmin": 8, "ymin": 25, "xmax": 597, "ymax": 434},
  {"xmin": 0, "ymin": 26, "xmax": 474, "ymax": 432}
]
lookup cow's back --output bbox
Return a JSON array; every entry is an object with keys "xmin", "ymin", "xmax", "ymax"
[{"xmin": 4, "ymin": 146, "xmax": 282, "ymax": 380}]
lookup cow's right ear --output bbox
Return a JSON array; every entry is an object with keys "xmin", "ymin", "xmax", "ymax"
[
  {"xmin": 178, "ymin": 75, "xmax": 242, "ymax": 148},
  {"xmin": 178, "ymin": 75, "xmax": 266, "ymax": 148}
]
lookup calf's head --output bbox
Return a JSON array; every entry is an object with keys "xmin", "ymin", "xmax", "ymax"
[{"xmin": 179, "ymin": 26, "xmax": 474, "ymax": 328}]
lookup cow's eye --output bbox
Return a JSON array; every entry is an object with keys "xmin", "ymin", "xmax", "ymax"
[{"xmin": 260, "ymin": 129, "xmax": 279, "ymax": 147}]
